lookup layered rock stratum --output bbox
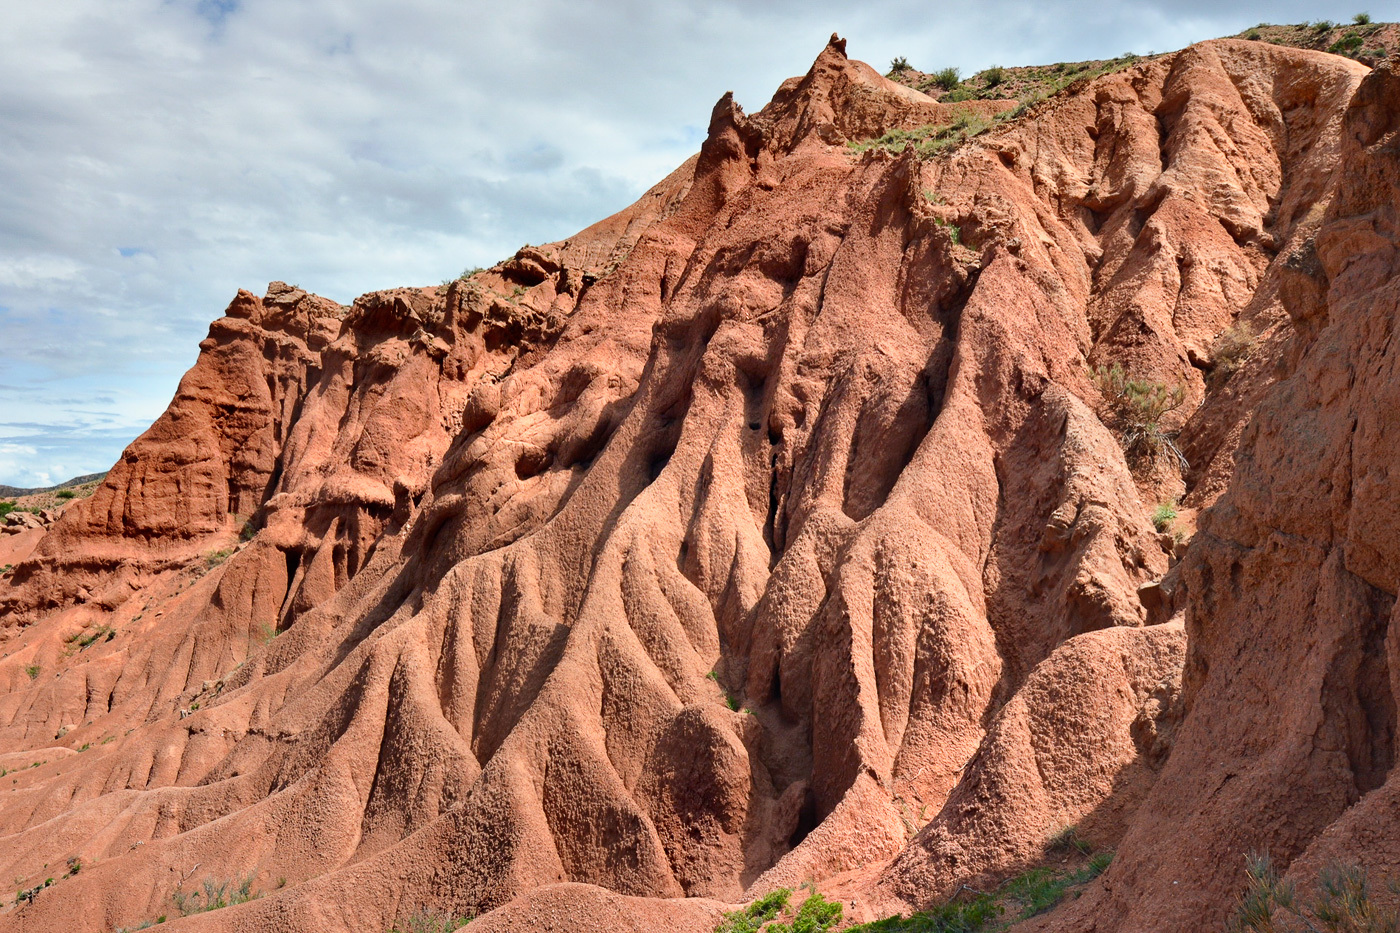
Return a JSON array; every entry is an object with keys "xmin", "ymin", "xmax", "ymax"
[{"xmin": 2, "ymin": 32, "xmax": 1398, "ymax": 933}]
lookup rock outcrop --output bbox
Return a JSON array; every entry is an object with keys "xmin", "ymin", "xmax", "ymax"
[{"xmin": 0, "ymin": 33, "xmax": 1395, "ymax": 933}]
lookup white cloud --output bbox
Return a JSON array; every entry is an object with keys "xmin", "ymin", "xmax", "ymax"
[{"xmin": 0, "ymin": 0, "xmax": 1377, "ymax": 486}]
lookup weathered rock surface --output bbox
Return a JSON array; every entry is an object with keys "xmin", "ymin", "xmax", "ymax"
[
  {"xmin": 1032, "ymin": 56, "xmax": 1400, "ymax": 932},
  {"xmin": 0, "ymin": 33, "xmax": 1394, "ymax": 933}
]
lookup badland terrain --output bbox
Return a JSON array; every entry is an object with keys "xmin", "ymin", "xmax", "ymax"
[{"xmin": 3, "ymin": 21, "xmax": 1400, "ymax": 933}]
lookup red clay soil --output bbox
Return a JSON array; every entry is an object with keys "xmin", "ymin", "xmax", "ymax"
[{"xmin": 0, "ymin": 32, "xmax": 1396, "ymax": 933}]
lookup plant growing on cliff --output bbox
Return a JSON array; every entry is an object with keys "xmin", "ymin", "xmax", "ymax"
[
  {"xmin": 1208, "ymin": 322, "xmax": 1258, "ymax": 387},
  {"xmin": 24, "ymin": 664, "xmax": 39, "ymax": 680},
  {"xmin": 388, "ymin": 908, "xmax": 473, "ymax": 932},
  {"xmin": 1152, "ymin": 501, "xmax": 1178, "ymax": 532},
  {"xmin": 1354, "ymin": 12, "xmax": 1372, "ymax": 24},
  {"xmin": 850, "ymin": 110, "xmax": 990, "ymax": 159},
  {"xmin": 888, "ymin": 56, "xmax": 912, "ymax": 76},
  {"xmin": 1093, "ymin": 364, "xmax": 1187, "ymax": 470},
  {"xmin": 1328, "ymin": 33, "xmax": 1365, "ymax": 54},
  {"xmin": 1232, "ymin": 855, "xmax": 1400, "ymax": 932},
  {"xmin": 171, "ymin": 874, "xmax": 260, "ymax": 916},
  {"xmin": 1048, "ymin": 824, "xmax": 1093, "ymax": 855}
]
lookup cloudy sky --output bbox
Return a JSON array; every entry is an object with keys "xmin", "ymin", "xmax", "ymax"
[{"xmin": 0, "ymin": 0, "xmax": 1385, "ymax": 487}]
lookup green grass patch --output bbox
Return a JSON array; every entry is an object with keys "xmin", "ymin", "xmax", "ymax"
[
  {"xmin": 823, "ymin": 851, "xmax": 1112, "ymax": 933},
  {"xmin": 848, "ymin": 110, "xmax": 993, "ymax": 159},
  {"xmin": 717, "ymin": 888, "xmax": 792, "ymax": 933},
  {"xmin": 65, "ymin": 624, "xmax": 115, "ymax": 650}
]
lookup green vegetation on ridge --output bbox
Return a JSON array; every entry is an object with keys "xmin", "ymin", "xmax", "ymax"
[
  {"xmin": 876, "ymin": 18, "xmax": 1398, "ymax": 146},
  {"xmin": 713, "ymin": 848, "xmax": 1113, "ymax": 933}
]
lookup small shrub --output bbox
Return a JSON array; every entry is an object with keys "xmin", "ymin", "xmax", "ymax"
[
  {"xmin": 1354, "ymin": 12, "xmax": 1372, "ymax": 24},
  {"xmin": 1329, "ymin": 33, "xmax": 1365, "ymax": 53},
  {"xmin": 75, "ymin": 625, "xmax": 115, "ymax": 649},
  {"xmin": 1093, "ymin": 364, "xmax": 1188, "ymax": 470},
  {"xmin": 1246, "ymin": 29, "xmax": 1262, "ymax": 40},
  {"xmin": 1208, "ymin": 322, "xmax": 1257, "ymax": 388},
  {"xmin": 935, "ymin": 217, "xmax": 963, "ymax": 245},
  {"xmin": 767, "ymin": 891, "xmax": 843, "ymax": 933},
  {"xmin": 1313, "ymin": 863, "xmax": 1398, "ymax": 931},
  {"xmin": 889, "ymin": 56, "xmax": 912, "ymax": 76},
  {"xmin": 1231, "ymin": 855, "xmax": 1400, "ymax": 932},
  {"xmin": 717, "ymin": 889, "xmax": 792, "ymax": 933},
  {"xmin": 1048, "ymin": 825, "xmax": 1093, "ymax": 855},
  {"xmin": 940, "ymin": 87, "xmax": 975, "ymax": 102},
  {"xmin": 982, "ymin": 65, "xmax": 1006, "ymax": 87},
  {"xmin": 239, "ymin": 519, "xmax": 258, "ymax": 542},
  {"xmin": 1151, "ymin": 501, "xmax": 1178, "ymax": 533},
  {"xmin": 1313, "ymin": 20, "xmax": 1337, "ymax": 33},
  {"xmin": 204, "ymin": 547, "xmax": 235, "ymax": 570},
  {"xmin": 930, "ymin": 66, "xmax": 962, "ymax": 91},
  {"xmin": 1232, "ymin": 854, "xmax": 1297, "ymax": 931},
  {"xmin": 24, "ymin": 664, "xmax": 40, "ymax": 681},
  {"xmin": 725, "ymin": 693, "xmax": 741, "ymax": 712},
  {"xmin": 55, "ymin": 489, "xmax": 76, "ymax": 500},
  {"xmin": 0, "ymin": 501, "xmax": 14, "ymax": 518},
  {"xmin": 171, "ymin": 874, "xmax": 259, "ymax": 916}
]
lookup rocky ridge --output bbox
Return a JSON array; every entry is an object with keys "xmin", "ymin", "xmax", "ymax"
[{"xmin": 0, "ymin": 30, "xmax": 1397, "ymax": 933}]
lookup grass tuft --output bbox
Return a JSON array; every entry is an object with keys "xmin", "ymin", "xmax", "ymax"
[
  {"xmin": 171, "ymin": 874, "xmax": 260, "ymax": 916},
  {"xmin": 388, "ymin": 908, "xmax": 473, "ymax": 932}
]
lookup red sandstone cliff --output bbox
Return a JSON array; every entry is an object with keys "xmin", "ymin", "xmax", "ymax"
[{"xmin": 0, "ymin": 33, "xmax": 1396, "ymax": 933}]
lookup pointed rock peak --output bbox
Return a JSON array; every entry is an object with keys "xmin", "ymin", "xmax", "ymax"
[
  {"xmin": 707, "ymin": 90, "xmax": 745, "ymax": 136},
  {"xmin": 751, "ymin": 33, "xmax": 947, "ymax": 153}
]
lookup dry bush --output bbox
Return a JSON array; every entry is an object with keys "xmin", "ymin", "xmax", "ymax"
[{"xmin": 1093, "ymin": 364, "xmax": 1188, "ymax": 470}]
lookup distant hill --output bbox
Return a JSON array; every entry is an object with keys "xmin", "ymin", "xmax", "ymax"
[{"xmin": 0, "ymin": 472, "xmax": 107, "ymax": 498}]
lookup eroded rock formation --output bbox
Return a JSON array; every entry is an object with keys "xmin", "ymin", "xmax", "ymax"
[{"xmin": 1, "ymin": 33, "xmax": 1396, "ymax": 933}]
